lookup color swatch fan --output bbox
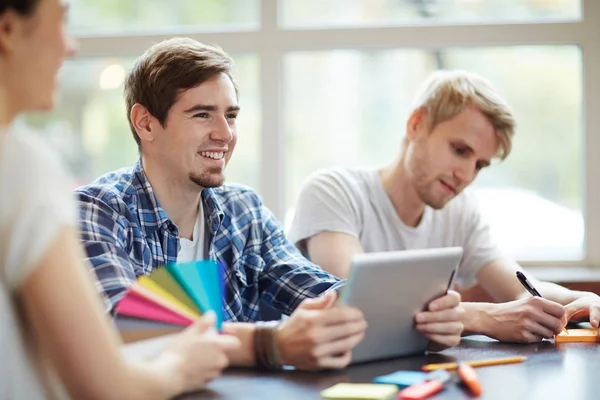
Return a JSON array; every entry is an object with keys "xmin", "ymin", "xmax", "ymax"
[{"xmin": 115, "ymin": 260, "xmax": 225, "ymax": 333}]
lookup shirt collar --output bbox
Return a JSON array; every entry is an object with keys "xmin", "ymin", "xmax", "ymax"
[
  {"xmin": 132, "ymin": 159, "xmax": 172, "ymax": 236},
  {"xmin": 201, "ymin": 187, "xmax": 225, "ymax": 233},
  {"xmin": 132, "ymin": 158, "xmax": 225, "ymax": 236}
]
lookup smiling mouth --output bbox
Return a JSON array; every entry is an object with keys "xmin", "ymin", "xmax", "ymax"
[{"xmin": 199, "ymin": 151, "xmax": 225, "ymax": 160}]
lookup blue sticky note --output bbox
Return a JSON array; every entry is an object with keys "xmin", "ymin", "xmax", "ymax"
[
  {"xmin": 195, "ymin": 260, "xmax": 223, "ymax": 329},
  {"xmin": 373, "ymin": 370, "xmax": 428, "ymax": 388}
]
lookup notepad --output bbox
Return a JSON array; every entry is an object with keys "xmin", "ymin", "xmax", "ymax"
[
  {"xmin": 373, "ymin": 371, "xmax": 428, "ymax": 388},
  {"xmin": 555, "ymin": 328, "xmax": 599, "ymax": 343},
  {"xmin": 321, "ymin": 383, "xmax": 398, "ymax": 400}
]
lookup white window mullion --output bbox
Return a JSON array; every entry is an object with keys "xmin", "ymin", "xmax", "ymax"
[
  {"xmin": 582, "ymin": 0, "xmax": 600, "ymax": 266},
  {"xmin": 259, "ymin": 0, "xmax": 286, "ymax": 219}
]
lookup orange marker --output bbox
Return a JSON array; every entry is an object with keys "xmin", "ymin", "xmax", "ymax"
[
  {"xmin": 398, "ymin": 370, "xmax": 451, "ymax": 400},
  {"xmin": 456, "ymin": 362, "xmax": 482, "ymax": 397}
]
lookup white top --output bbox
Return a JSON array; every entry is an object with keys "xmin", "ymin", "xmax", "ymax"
[
  {"xmin": 288, "ymin": 167, "xmax": 504, "ymax": 289},
  {"xmin": 177, "ymin": 200, "xmax": 208, "ymax": 263},
  {"xmin": 0, "ymin": 127, "xmax": 74, "ymax": 399}
]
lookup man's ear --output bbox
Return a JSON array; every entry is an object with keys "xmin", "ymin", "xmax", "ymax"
[
  {"xmin": 0, "ymin": 10, "xmax": 21, "ymax": 55},
  {"xmin": 406, "ymin": 107, "xmax": 427, "ymax": 141},
  {"xmin": 130, "ymin": 103, "xmax": 155, "ymax": 145}
]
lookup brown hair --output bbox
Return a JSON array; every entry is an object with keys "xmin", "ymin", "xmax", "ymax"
[
  {"xmin": 0, "ymin": 0, "xmax": 39, "ymax": 16},
  {"xmin": 412, "ymin": 70, "xmax": 516, "ymax": 160},
  {"xmin": 124, "ymin": 37, "xmax": 238, "ymax": 149}
]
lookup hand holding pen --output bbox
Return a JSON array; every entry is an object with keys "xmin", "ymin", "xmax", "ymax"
[{"xmin": 516, "ymin": 271, "xmax": 568, "ymax": 335}]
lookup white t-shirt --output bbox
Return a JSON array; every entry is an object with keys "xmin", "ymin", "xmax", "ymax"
[
  {"xmin": 177, "ymin": 200, "xmax": 208, "ymax": 263},
  {"xmin": 288, "ymin": 167, "xmax": 504, "ymax": 289},
  {"xmin": 0, "ymin": 127, "xmax": 74, "ymax": 400}
]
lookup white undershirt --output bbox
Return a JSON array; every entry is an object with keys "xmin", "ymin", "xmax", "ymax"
[{"xmin": 177, "ymin": 200, "xmax": 208, "ymax": 263}]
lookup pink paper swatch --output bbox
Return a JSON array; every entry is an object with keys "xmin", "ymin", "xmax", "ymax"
[{"xmin": 116, "ymin": 292, "xmax": 193, "ymax": 326}]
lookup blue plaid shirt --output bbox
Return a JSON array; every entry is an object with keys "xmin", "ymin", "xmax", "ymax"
[{"xmin": 75, "ymin": 159, "xmax": 342, "ymax": 322}]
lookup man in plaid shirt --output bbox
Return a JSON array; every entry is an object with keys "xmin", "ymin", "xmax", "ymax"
[{"xmin": 76, "ymin": 38, "xmax": 463, "ymax": 370}]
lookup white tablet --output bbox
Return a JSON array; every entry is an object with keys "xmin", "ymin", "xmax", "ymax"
[{"xmin": 339, "ymin": 247, "xmax": 463, "ymax": 364}]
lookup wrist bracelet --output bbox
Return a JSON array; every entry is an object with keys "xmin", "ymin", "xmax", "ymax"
[{"xmin": 254, "ymin": 320, "xmax": 282, "ymax": 370}]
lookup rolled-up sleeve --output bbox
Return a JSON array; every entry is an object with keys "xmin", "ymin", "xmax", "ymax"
[{"xmin": 258, "ymin": 203, "xmax": 343, "ymax": 315}]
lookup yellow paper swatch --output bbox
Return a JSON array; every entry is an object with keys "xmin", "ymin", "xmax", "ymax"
[{"xmin": 138, "ymin": 273, "xmax": 201, "ymax": 317}]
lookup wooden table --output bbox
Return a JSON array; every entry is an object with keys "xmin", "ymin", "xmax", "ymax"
[{"xmin": 179, "ymin": 335, "xmax": 600, "ymax": 400}]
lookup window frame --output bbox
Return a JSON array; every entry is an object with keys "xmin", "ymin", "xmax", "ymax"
[{"xmin": 73, "ymin": 0, "xmax": 600, "ymax": 267}]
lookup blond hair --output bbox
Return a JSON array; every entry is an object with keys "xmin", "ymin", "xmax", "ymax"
[{"xmin": 411, "ymin": 70, "xmax": 516, "ymax": 160}]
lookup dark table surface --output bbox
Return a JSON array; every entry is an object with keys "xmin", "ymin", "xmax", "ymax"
[{"xmin": 179, "ymin": 334, "xmax": 600, "ymax": 400}]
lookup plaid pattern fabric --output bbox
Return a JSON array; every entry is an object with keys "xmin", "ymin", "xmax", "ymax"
[{"xmin": 75, "ymin": 159, "xmax": 342, "ymax": 322}]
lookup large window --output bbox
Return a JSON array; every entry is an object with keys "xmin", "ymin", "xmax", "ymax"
[
  {"xmin": 284, "ymin": 46, "xmax": 582, "ymax": 260},
  {"xmin": 29, "ymin": 0, "xmax": 600, "ymax": 265}
]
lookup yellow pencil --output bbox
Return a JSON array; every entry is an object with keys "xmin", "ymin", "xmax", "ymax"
[{"xmin": 421, "ymin": 356, "xmax": 527, "ymax": 371}]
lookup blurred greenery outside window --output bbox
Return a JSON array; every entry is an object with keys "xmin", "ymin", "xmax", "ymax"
[{"xmin": 22, "ymin": 54, "xmax": 260, "ymax": 190}]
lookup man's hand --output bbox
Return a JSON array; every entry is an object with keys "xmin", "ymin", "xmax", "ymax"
[
  {"xmin": 484, "ymin": 297, "xmax": 566, "ymax": 343},
  {"xmin": 414, "ymin": 290, "xmax": 464, "ymax": 349},
  {"xmin": 275, "ymin": 291, "xmax": 367, "ymax": 371},
  {"xmin": 564, "ymin": 294, "xmax": 600, "ymax": 333}
]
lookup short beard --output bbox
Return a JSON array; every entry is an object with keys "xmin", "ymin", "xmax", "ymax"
[{"xmin": 188, "ymin": 170, "xmax": 225, "ymax": 188}]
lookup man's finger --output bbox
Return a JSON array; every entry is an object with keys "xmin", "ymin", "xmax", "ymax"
[
  {"xmin": 565, "ymin": 302, "xmax": 590, "ymax": 321},
  {"xmin": 300, "ymin": 290, "xmax": 338, "ymax": 311},
  {"xmin": 520, "ymin": 331, "xmax": 544, "ymax": 343},
  {"xmin": 428, "ymin": 290, "xmax": 461, "ymax": 311},
  {"xmin": 531, "ymin": 310, "xmax": 564, "ymax": 334},
  {"xmin": 316, "ymin": 306, "xmax": 364, "ymax": 326},
  {"xmin": 312, "ymin": 331, "xmax": 365, "ymax": 359},
  {"xmin": 415, "ymin": 308, "xmax": 460, "ymax": 324},
  {"xmin": 318, "ymin": 319, "xmax": 368, "ymax": 343},
  {"xmin": 316, "ymin": 351, "xmax": 352, "ymax": 370},
  {"xmin": 589, "ymin": 304, "xmax": 600, "ymax": 329},
  {"xmin": 424, "ymin": 333, "xmax": 460, "ymax": 348},
  {"xmin": 415, "ymin": 322, "xmax": 463, "ymax": 335},
  {"xmin": 522, "ymin": 321, "xmax": 555, "ymax": 339},
  {"xmin": 537, "ymin": 298, "xmax": 566, "ymax": 319}
]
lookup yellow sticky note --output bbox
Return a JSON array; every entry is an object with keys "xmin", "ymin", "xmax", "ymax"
[
  {"xmin": 555, "ymin": 328, "xmax": 599, "ymax": 343},
  {"xmin": 321, "ymin": 383, "xmax": 398, "ymax": 400}
]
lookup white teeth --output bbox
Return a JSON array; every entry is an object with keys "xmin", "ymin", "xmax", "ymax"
[{"xmin": 200, "ymin": 151, "xmax": 224, "ymax": 160}]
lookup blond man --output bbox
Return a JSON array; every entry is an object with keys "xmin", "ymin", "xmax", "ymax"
[{"xmin": 289, "ymin": 70, "xmax": 600, "ymax": 343}]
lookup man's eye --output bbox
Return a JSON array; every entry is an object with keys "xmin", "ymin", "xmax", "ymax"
[
  {"xmin": 226, "ymin": 113, "xmax": 238, "ymax": 119},
  {"xmin": 452, "ymin": 145, "xmax": 466, "ymax": 155},
  {"xmin": 193, "ymin": 113, "xmax": 209, "ymax": 118}
]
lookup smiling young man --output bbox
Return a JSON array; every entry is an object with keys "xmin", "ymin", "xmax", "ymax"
[
  {"xmin": 75, "ymin": 38, "xmax": 464, "ymax": 371},
  {"xmin": 288, "ymin": 70, "xmax": 600, "ymax": 343}
]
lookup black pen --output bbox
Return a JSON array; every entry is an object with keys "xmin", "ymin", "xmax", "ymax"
[{"xmin": 516, "ymin": 271, "xmax": 568, "ymax": 335}]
